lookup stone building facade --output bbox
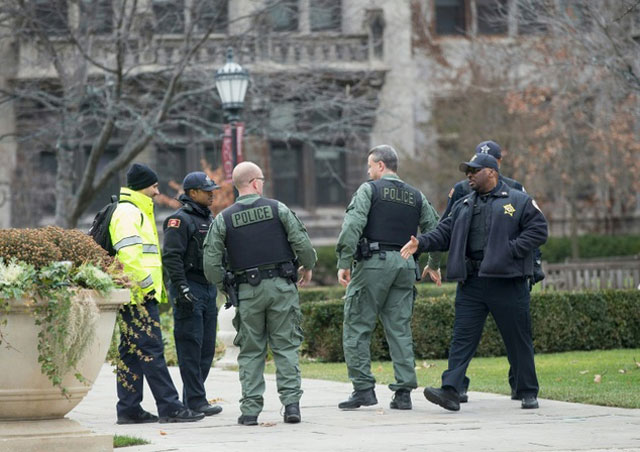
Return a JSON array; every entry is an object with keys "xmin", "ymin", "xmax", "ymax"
[{"xmin": 1, "ymin": 0, "xmax": 638, "ymax": 238}]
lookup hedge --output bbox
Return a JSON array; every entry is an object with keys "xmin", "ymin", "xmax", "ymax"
[
  {"xmin": 311, "ymin": 235, "xmax": 640, "ymax": 285},
  {"xmin": 300, "ymin": 289, "xmax": 640, "ymax": 361},
  {"xmin": 299, "ymin": 284, "xmax": 457, "ymax": 304},
  {"xmin": 540, "ymin": 234, "xmax": 640, "ymax": 263}
]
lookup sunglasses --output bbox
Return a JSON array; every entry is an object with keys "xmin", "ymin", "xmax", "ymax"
[{"xmin": 465, "ymin": 167, "xmax": 484, "ymax": 175}]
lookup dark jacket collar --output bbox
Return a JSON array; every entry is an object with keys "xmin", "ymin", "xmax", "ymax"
[
  {"xmin": 477, "ymin": 181, "xmax": 509, "ymax": 199},
  {"xmin": 463, "ymin": 181, "xmax": 509, "ymax": 205},
  {"xmin": 178, "ymin": 194, "xmax": 211, "ymax": 218}
]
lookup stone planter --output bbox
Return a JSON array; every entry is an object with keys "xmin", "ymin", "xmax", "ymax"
[{"xmin": 0, "ymin": 288, "xmax": 129, "ymax": 451}]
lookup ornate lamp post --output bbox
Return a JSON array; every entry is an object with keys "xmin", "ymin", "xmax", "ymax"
[
  {"xmin": 214, "ymin": 48, "xmax": 249, "ymax": 369},
  {"xmin": 215, "ymin": 48, "xmax": 249, "ymax": 176}
]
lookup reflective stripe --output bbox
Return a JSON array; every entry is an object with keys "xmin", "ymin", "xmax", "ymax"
[
  {"xmin": 142, "ymin": 244, "xmax": 159, "ymax": 254},
  {"xmin": 114, "ymin": 236, "xmax": 143, "ymax": 251},
  {"xmin": 139, "ymin": 275, "xmax": 154, "ymax": 289}
]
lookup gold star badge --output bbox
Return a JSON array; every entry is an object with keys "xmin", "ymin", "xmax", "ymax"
[{"xmin": 503, "ymin": 203, "xmax": 515, "ymax": 217}]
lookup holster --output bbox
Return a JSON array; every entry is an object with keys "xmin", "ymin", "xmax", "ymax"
[
  {"xmin": 279, "ymin": 261, "xmax": 298, "ymax": 283},
  {"xmin": 355, "ymin": 238, "xmax": 373, "ymax": 260},
  {"xmin": 223, "ymin": 271, "xmax": 239, "ymax": 309}
]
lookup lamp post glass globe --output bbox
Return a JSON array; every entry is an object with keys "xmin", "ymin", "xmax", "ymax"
[{"xmin": 215, "ymin": 48, "xmax": 249, "ymax": 122}]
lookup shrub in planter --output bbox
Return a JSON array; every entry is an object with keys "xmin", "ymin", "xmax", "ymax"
[
  {"xmin": 0, "ymin": 227, "xmax": 121, "ymax": 394},
  {"xmin": 0, "ymin": 226, "xmax": 112, "ymax": 272}
]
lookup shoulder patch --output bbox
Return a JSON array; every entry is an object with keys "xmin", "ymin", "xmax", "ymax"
[
  {"xmin": 167, "ymin": 218, "xmax": 181, "ymax": 228},
  {"xmin": 448, "ymin": 187, "xmax": 454, "ymax": 198},
  {"xmin": 531, "ymin": 199, "xmax": 541, "ymax": 212}
]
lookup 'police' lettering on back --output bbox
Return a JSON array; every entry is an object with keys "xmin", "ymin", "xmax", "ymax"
[
  {"xmin": 231, "ymin": 206, "xmax": 273, "ymax": 228},
  {"xmin": 381, "ymin": 187, "xmax": 416, "ymax": 207}
]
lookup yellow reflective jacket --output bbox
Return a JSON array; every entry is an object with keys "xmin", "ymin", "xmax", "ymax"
[{"xmin": 109, "ymin": 187, "xmax": 167, "ymax": 304}]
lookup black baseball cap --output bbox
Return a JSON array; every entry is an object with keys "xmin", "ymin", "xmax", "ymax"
[
  {"xmin": 475, "ymin": 140, "xmax": 502, "ymax": 159},
  {"xmin": 182, "ymin": 172, "xmax": 220, "ymax": 191},
  {"xmin": 459, "ymin": 153, "xmax": 500, "ymax": 173}
]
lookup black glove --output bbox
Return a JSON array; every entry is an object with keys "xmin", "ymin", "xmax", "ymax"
[
  {"xmin": 177, "ymin": 285, "xmax": 196, "ymax": 312},
  {"xmin": 143, "ymin": 289, "xmax": 156, "ymax": 303}
]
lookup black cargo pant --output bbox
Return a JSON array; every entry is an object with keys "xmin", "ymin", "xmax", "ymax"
[
  {"xmin": 441, "ymin": 274, "xmax": 539, "ymax": 398},
  {"xmin": 170, "ymin": 279, "xmax": 218, "ymax": 410},
  {"xmin": 117, "ymin": 300, "xmax": 183, "ymax": 418}
]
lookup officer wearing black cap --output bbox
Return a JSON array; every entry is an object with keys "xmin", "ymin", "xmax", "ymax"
[
  {"xmin": 113, "ymin": 163, "xmax": 204, "ymax": 424},
  {"xmin": 162, "ymin": 171, "xmax": 222, "ymax": 417},
  {"xmin": 401, "ymin": 153, "xmax": 548, "ymax": 412},
  {"xmin": 441, "ymin": 141, "xmax": 545, "ymax": 403},
  {"xmin": 441, "ymin": 141, "xmax": 523, "ymax": 219}
]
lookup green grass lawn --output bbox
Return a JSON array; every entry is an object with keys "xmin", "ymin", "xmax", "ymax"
[
  {"xmin": 266, "ymin": 349, "xmax": 640, "ymax": 408},
  {"xmin": 113, "ymin": 434, "xmax": 150, "ymax": 448}
]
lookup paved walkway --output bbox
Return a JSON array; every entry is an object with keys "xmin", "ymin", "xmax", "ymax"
[{"xmin": 69, "ymin": 365, "xmax": 640, "ymax": 452}]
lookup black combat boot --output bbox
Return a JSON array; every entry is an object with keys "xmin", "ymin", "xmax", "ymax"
[
  {"xmin": 389, "ymin": 389, "xmax": 412, "ymax": 410},
  {"xmin": 237, "ymin": 414, "xmax": 259, "ymax": 426},
  {"xmin": 283, "ymin": 402, "xmax": 301, "ymax": 423},
  {"xmin": 158, "ymin": 408, "xmax": 205, "ymax": 423},
  {"xmin": 521, "ymin": 396, "xmax": 539, "ymax": 409},
  {"xmin": 338, "ymin": 388, "xmax": 378, "ymax": 410},
  {"xmin": 116, "ymin": 409, "xmax": 158, "ymax": 425},
  {"xmin": 423, "ymin": 386, "xmax": 460, "ymax": 412}
]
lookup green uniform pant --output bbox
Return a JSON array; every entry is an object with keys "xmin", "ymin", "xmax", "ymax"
[
  {"xmin": 232, "ymin": 277, "xmax": 304, "ymax": 415},
  {"xmin": 343, "ymin": 252, "xmax": 417, "ymax": 392}
]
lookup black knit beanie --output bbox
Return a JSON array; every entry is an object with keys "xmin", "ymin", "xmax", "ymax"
[{"xmin": 126, "ymin": 163, "xmax": 158, "ymax": 191}]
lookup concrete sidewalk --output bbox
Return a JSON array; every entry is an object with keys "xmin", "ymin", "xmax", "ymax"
[{"xmin": 69, "ymin": 365, "xmax": 640, "ymax": 452}]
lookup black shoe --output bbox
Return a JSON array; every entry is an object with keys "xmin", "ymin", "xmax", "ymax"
[
  {"xmin": 159, "ymin": 408, "xmax": 205, "ymax": 423},
  {"xmin": 195, "ymin": 403, "xmax": 223, "ymax": 416},
  {"xmin": 459, "ymin": 389, "xmax": 469, "ymax": 403},
  {"xmin": 511, "ymin": 389, "xmax": 522, "ymax": 400},
  {"xmin": 338, "ymin": 388, "xmax": 378, "ymax": 410},
  {"xmin": 238, "ymin": 414, "xmax": 259, "ymax": 426},
  {"xmin": 283, "ymin": 402, "xmax": 301, "ymax": 423},
  {"xmin": 521, "ymin": 396, "xmax": 539, "ymax": 409},
  {"xmin": 423, "ymin": 387, "xmax": 460, "ymax": 412},
  {"xmin": 116, "ymin": 410, "xmax": 158, "ymax": 425},
  {"xmin": 389, "ymin": 389, "xmax": 412, "ymax": 410}
]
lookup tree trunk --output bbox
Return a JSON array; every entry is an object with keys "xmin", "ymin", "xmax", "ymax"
[{"xmin": 55, "ymin": 144, "xmax": 76, "ymax": 228}]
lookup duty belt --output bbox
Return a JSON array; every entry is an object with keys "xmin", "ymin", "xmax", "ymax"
[
  {"xmin": 235, "ymin": 267, "xmax": 281, "ymax": 284},
  {"xmin": 465, "ymin": 258, "xmax": 483, "ymax": 274},
  {"xmin": 373, "ymin": 244, "xmax": 403, "ymax": 252}
]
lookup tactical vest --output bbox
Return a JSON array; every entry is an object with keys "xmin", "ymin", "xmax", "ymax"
[
  {"xmin": 361, "ymin": 179, "xmax": 422, "ymax": 247},
  {"xmin": 222, "ymin": 197, "xmax": 295, "ymax": 271}
]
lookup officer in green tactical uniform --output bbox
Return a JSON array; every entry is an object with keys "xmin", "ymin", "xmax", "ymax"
[
  {"xmin": 203, "ymin": 161, "xmax": 317, "ymax": 426},
  {"xmin": 336, "ymin": 145, "xmax": 441, "ymax": 411}
]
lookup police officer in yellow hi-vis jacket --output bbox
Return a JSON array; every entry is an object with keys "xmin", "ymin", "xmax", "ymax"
[{"xmin": 110, "ymin": 163, "xmax": 204, "ymax": 425}]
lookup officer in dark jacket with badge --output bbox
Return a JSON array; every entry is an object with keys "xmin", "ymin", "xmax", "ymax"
[
  {"xmin": 336, "ymin": 145, "xmax": 440, "ymax": 411},
  {"xmin": 203, "ymin": 161, "xmax": 317, "ymax": 426},
  {"xmin": 162, "ymin": 171, "xmax": 222, "ymax": 417},
  {"xmin": 401, "ymin": 153, "xmax": 547, "ymax": 411},
  {"xmin": 441, "ymin": 141, "xmax": 523, "ymax": 219},
  {"xmin": 441, "ymin": 140, "xmax": 544, "ymax": 403}
]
